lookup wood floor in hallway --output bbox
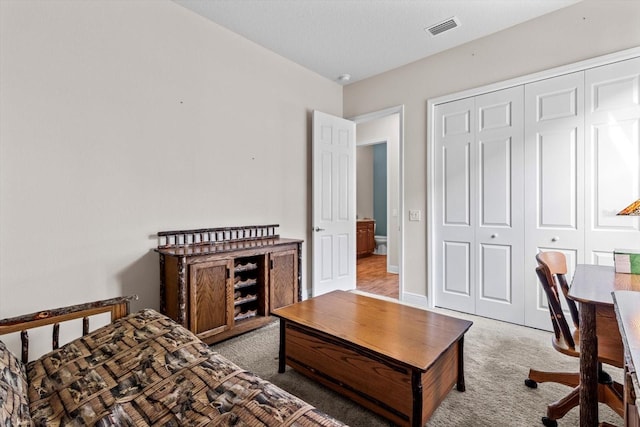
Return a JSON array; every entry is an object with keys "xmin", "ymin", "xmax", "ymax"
[{"xmin": 356, "ymin": 254, "xmax": 399, "ymax": 299}]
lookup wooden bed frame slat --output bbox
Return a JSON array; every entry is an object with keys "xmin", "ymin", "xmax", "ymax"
[
  {"xmin": 0, "ymin": 295, "xmax": 137, "ymax": 363},
  {"xmin": 20, "ymin": 330, "xmax": 28, "ymax": 365},
  {"xmin": 53, "ymin": 323, "xmax": 60, "ymax": 350}
]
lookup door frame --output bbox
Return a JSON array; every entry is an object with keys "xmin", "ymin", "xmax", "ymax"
[
  {"xmin": 348, "ymin": 105, "xmax": 405, "ymax": 300},
  {"xmin": 356, "ymin": 139, "xmax": 392, "ymax": 273}
]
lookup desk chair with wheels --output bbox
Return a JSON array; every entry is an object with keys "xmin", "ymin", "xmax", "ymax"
[{"xmin": 525, "ymin": 251, "xmax": 624, "ymax": 427}]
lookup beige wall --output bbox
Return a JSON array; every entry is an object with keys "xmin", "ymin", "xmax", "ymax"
[
  {"xmin": 0, "ymin": 0, "xmax": 342, "ymax": 317},
  {"xmin": 344, "ymin": 0, "xmax": 640, "ymax": 302},
  {"xmin": 3, "ymin": 0, "xmax": 639, "ymax": 315},
  {"xmin": 356, "ymin": 145, "xmax": 374, "ymax": 219}
]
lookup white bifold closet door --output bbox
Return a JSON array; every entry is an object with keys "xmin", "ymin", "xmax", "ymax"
[
  {"xmin": 523, "ymin": 72, "xmax": 585, "ymax": 330},
  {"xmin": 434, "ymin": 86, "xmax": 525, "ymax": 324},
  {"xmin": 434, "ymin": 55, "xmax": 640, "ymax": 330},
  {"xmin": 434, "ymin": 97, "xmax": 475, "ymax": 314},
  {"xmin": 584, "ymin": 57, "xmax": 640, "ymax": 264},
  {"xmin": 523, "ymin": 58, "xmax": 640, "ymax": 330}
]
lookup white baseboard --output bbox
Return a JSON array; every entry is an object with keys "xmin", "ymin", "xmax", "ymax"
[
  {"xmin": 400, "ymin": 291, "xmax": 428, "ymax": 309},
  {"xmin": 387, "ymin": 265, "xmax": 399, "ymax": 274}
]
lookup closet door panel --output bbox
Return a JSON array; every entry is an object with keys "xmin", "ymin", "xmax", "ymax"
[
  {"xmin": 443, "ymin": 241, "xmax": 471, "ymax": 297},
  {"xmin": 537, "ymin": 128, "xmax": 579, "ymax": 229},
  {"xmin": 479, "ymin": 244, "xmax": 511, "ymax": 301},
  {"xmin": 444, "ymin": 142, "xmax": 471, "ymax": 226},
  {"xmin": 475, "ymin": 87, "xmax": 525, "ymax": 324},
  {"xmin": 434, "ymin": 98, "xmax": 476, "ymax": 313},
  {"xmin": 585, "ymin": 57, "xmax": 640, "ymax": 263},
  {"xmin": 524, "ymin": 72, "xmax": 585, "ymax": 330},
  {"xmin": 592, "ymin": 120, "xmax": 638, "ymax": 231},
  {"xmin": 480, "ymin": 137, "xmax": 512, "ymax": 226}
]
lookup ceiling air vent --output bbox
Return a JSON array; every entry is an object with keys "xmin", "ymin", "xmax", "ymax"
[{"xmin": 426, "ymin": 17, "xmax": 460, "ymax": 37}]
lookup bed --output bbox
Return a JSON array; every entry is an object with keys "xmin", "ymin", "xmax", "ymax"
[{"xmin": 0, "ymin": 296, "xmax": 346, "ymax": 426}]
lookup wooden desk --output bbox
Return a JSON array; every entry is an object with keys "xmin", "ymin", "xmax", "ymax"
[
  {"xmin": 568, "ymin": 265, "xmax": 640, "ymax": 426},
  {"xmin": 613, "ymin": 291, "xmax": 640, "ymax": 427}
]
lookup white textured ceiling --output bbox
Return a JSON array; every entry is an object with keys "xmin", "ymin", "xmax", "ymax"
[{"xmin": 173, "ymin": 0, "xmax": 582, "ymax": 84}]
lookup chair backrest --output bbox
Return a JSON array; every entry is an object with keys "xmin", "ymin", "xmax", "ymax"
[
  {"xmin": 535, "ymin": 251, "xmax": 580, "ymax": 329},
  {"xmin": 535, "ymin": 263, "xmax": 576, "ymax": 349}
]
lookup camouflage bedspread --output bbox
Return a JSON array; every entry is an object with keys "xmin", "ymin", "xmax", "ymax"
[{"xmin": 25, "ymin": 309, "xmax": 346, "ymax": 426}]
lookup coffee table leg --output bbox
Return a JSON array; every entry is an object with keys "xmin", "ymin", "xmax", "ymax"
[
  {"xmin": 411, "ymin": 371, "xmax": 423, "ymax": 427},
  {"xmin": 278, "ymin": 319, "xmax": 286, "ymax": 373},
  {"xmin": 456, "ymin": 336, "xmax": 466, "ymax": 392}
]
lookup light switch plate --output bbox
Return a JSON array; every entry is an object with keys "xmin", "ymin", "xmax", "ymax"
[{"xmin": 409, "ymin": 210, "xmax": 421, "ymax": 221}]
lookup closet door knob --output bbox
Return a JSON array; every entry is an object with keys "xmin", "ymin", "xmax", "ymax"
[
  {"xmin": 491, "ymin": 234, "xmax": 498, "ymax": 239},
  {"xmin": 313, "ymin": 226, "xmax": 325, "ymax": 232},
  {"xmin": 551, "ymin": 236, "xmax": 559, "ymax": 242}
]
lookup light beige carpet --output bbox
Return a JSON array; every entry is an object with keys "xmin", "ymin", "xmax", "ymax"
[{"xmin": 212, "ymin": 297, "xmax": 622, "ymax": 427}]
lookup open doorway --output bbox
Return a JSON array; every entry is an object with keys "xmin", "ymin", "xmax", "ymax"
[{"xmin": 350, "ymin": 106, "xmax": 403, "ymax": 300}]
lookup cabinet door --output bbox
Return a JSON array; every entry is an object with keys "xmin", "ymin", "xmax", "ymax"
[
  {"xmin": 356, "ymin": 224, "xmax": 366, "ymax": 257},
  {"xmin": 189, "ymin": 259, "xmax": 233, "ymax": 336},
  {"xmin": 270, "ymin": 249, "xmax": 299, "ymax": 310},
  {"xmin": 366, "ymin": 223, "xmax": 375, "ymax": 253}
]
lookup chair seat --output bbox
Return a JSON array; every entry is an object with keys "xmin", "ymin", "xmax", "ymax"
[{"xmin": 551, "ymin": 327, "xmax": 623, "ymax": 368}]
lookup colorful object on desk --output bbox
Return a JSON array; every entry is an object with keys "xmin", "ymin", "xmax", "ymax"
[
  {"xmin": 614, "ymin": 249, "xmax": 640, "ymax": 274},
  {"xmin": 617, "ymin": 198, "xmax": 640, "ymax": 216}
]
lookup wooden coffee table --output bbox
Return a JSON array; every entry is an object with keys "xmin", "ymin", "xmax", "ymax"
[{"xmin": 271, "ymin": 290, "xmax": 473, "ymax": 427}]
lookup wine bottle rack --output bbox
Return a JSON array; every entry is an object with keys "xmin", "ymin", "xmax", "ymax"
[{"xmin": 233, "ymin": 256, "xmax": 262, "ymax": 323}]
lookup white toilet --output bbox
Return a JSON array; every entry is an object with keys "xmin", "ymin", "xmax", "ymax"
[{"xmin": 374, "ymin": 235, "xmax": 387, "ymax": 255}]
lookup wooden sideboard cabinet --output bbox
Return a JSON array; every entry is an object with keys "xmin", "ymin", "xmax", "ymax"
[
  {"xmin": 156, "ymin": 225, "xmax": 302, "ymax": 344},
  {"xmin": 356, "ymin": 219, "xmax": 375, "ymax": 258}
]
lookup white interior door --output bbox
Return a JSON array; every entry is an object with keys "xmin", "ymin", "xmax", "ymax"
[
  {"xmin": 584, "ymin": 56, "xmax": 640, "ymax": 263},
  {"xmin": 523, "ymin": 71, "xmax": 585, "ymax": 330},
  {"xmin": 312, "ymin": 110, "xmax": 356, "ymax": 297}
]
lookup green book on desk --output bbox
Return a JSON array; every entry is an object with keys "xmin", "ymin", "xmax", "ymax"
[{"xmin": 614, "ymin": 249, "xmax": 640, "ymax": 274}]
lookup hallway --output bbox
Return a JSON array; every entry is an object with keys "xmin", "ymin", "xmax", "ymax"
[{"xmin": 356, "ymin": 255, "xmax": 398, "ymax": 299}]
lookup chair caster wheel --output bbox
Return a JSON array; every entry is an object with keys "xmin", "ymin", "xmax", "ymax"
[
  {"xmin": 525, "ymin": 378, "xmax": 538, "ymax": 388},
  {"xmin": 542, "ymin": 417, "xmax": 557, "ymax": 427}
]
